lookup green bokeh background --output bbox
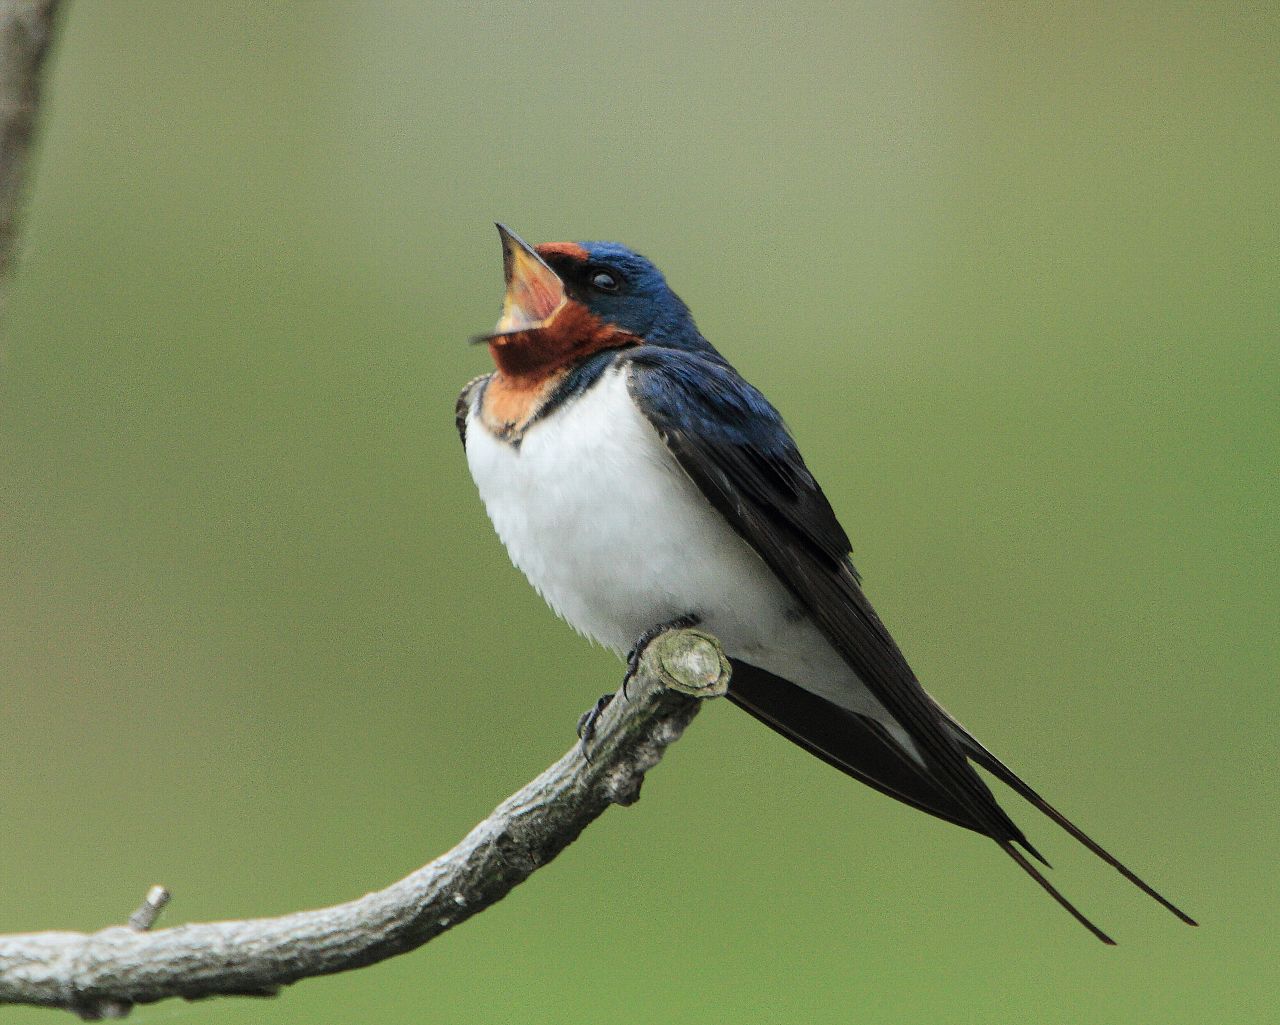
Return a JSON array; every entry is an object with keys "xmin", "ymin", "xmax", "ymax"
[{"xmin": 3, "ymin": 4, "xmax": 1276, "ymax": 1023}]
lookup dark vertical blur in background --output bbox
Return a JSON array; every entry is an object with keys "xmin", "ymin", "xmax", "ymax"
[{"xmin": 3, "ymin": 4, "xmax": 1275, "ymax": 1023}]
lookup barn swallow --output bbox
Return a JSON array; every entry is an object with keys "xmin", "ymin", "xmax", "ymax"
[{"xmin": 457, "ymin": 224, "xmax": 1196, "ymax": 943}]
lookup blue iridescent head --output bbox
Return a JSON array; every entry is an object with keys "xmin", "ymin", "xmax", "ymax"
[
  {"xmin": 489, "ymin": 225, "xmax": 708, "ymax": 357},
  {"xmin": 542, "ymin": 239, "xmax": 700, "ymax": 347}
]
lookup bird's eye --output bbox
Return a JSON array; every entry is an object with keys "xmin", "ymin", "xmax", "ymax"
[{"xmin": 589, "ymin": 270, "xmax": 620, "ymax": 292}]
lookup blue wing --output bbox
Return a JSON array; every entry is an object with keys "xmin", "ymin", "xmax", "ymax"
[
  {"xmin": 623, "ymin": 347, "xmax": 1025, "ymax": 834},
  {"xmin": 625, "ymin": 345, "xmax": 1192, "ymax": 941}
]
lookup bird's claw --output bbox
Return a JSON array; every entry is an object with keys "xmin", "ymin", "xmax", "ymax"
[
  {"xmin": 621, "ymin": 613, "xmax": 701, "ymax": 699},
  {"xmin": 576, "ymin": 692, "xmax": 615, "ymax": 760}
]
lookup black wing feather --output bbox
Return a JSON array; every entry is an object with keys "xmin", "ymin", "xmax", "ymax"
[{"xmin": 624, "ymin": 348, "xmax": 1030, "ymax": 848}]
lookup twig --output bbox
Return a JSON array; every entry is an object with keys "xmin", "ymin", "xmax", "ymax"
[
  {"xmin": 0, "ymin": 629, "xmax": 731, "ymax": 1018},
  {"xmin": 125, "ymin": 888, "xmax": 170, "ymax": 934},
  {"xmin": 0, "ymin": 0, "xmax": 63, "ymax": 319}
]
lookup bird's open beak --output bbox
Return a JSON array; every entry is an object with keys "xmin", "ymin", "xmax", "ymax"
[{"xmin": 492, "ymin": 223, "xmax": 567, "ymax": 336}]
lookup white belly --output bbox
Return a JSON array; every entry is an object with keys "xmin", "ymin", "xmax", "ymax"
[{"xmin": 464, "ymin": 365, "xmax": 906, "ymax": 734}]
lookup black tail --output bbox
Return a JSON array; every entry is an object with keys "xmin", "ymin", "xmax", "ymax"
[
  {"xmin": 726, "ymin": 661, "xmax": 1196, "ymax": 941},
  {"xmin": 941, "ymin": 709, "xmax": 1198, "ymax": 928},
  {"xmin": 999, "ymin": 840, "xmax": 1116, "ymax": 944},
  {"xmin": 729, "ymin": 663, "xmax": 1123, "ymax": 940},
  {"xmin": 727, "ymin": 662, "xmax": 1008, "ymax": 838}
]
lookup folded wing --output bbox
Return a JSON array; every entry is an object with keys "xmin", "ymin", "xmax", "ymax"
[{"xmin": 626, "ymin": 346, "xmax": 1194, "ymax": 941}]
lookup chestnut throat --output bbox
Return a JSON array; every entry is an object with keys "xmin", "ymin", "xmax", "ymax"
[
  {"xmin": 487, "ymin": 303, "xmax": 638, "ymax": 378},
  {"xmin": 481, "ymin": 303, "xmax": 640, "ymax": 441}
]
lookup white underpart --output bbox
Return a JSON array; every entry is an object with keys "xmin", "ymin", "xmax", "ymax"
[{"xmin": 465, "ymin": 366, "xmax": 918, "ymax": 756}]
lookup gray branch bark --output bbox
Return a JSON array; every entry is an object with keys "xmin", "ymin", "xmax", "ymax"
[
  {"xmin": 0, "ymin": 630, "xmax": 731, "ymax": 1020},
  {"xmin": 0, "ymin": 0, "xmax": 62, "ymax": 317}
]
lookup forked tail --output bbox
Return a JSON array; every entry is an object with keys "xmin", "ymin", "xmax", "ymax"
[{"xmin": 939, "ymin": 707, "xmax": 1198, "ymax": 932}]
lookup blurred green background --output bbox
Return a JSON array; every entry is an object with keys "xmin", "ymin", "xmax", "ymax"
[{"xmin": 3, "ymin": 3, "xmax": 1276, "ymax": 1023}]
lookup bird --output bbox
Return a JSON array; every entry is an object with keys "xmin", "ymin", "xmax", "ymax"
[{"xmin": 457, "ymin": 223, "xmax": 1196, "ymax": 944}]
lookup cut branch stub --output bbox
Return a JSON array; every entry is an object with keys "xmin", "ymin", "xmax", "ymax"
[{"xmin": 649, "ymin": 628, "xmax": 732, "ymax": 699}]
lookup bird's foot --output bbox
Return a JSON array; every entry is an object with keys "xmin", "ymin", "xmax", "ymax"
[
  {"xmin": 578, "ymin": 614, "xmax": 703, "ymax": 760},
  {"xmin": 576, "ymin": 692, "xmax": 615, "ymax": 759},
  {"xmin": 622, "ymin": 613, "xmax": 702, "ymax": 699}
]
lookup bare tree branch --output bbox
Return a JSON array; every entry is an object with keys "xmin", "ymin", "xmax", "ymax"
[
  {"xmin": 0, "ymin": 629, "xmax": 731, "ymax": 1020},
  {"xmin": 0, "ymin": 8, "xmax": 731, "ymax": 1016},
  {"xmin": 0, "ymin": 0, "xmax": 62, "ymax": 317},
  {"xmin": 0, "ymin": 2, "xmax": 727, "ymax": 1017}
]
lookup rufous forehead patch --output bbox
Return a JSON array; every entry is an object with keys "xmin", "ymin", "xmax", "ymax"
[{"xmin": 536, "ymin": 241, "xmax": 589, "ymax": 263}]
